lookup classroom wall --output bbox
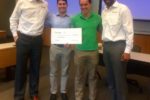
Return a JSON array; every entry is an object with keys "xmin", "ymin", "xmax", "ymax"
[
  {"xmin": 0, "ymin": 0, "xmax": 15, "ymax": 37},
  {"xmin": 92, "ymin": 0, "xmax": 150, "ymax": 54},
  {"xmin": 0, "ymin": 0, "xmax": 149, "ymax": 54},
  {"xmin": 98, "ymin": 33, "xmax": 150, "ymax": 54},
  {"xmin": 134, "ymin": 21, "xmax": 150, "ymax": 35},
  {"xmin": 92, "ymin": 0, "xmax": 100, "ymax": 13},
  {"xmin": 99, "ymin": 0, "xmax": 150, "ymax": 34},
  {"xmin": 134, "ymin": 34, "xmax": 150, "ymax": 54}
]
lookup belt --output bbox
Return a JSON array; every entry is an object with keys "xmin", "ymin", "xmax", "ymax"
[
  {"xmin": 18, "ymin": 31, "xmax": 42, "ymax": 39},
  {"xmin": 55, "ymin": 44, "xmax": 64, "ymax": 47},
  {"xmin": 104, "ymin": 40, "xmax": 125, "ymax": 43}
]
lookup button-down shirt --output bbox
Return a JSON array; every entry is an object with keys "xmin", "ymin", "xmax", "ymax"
[
  {"xmin": 45, "ymin": 13, "xmax": 71, "ymax": 28},
  {"xmin": 44, "ymin": 13, "xmax": 71, "ymax": 47},
  {"xmin": 10, "ymin": 0, "xmax": 48, "ymax": 37},
  {"xmin": 102, "ymin": 1, "xmax": 134, "ymax": 53}
]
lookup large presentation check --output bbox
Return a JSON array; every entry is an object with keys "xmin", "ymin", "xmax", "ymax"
[{"xmin": 51, "ymin": 28, "xmax": 82, "ymax": 44}]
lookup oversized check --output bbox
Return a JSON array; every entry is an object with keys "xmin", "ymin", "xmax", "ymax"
[{"xmin": 51, "ymin": 28, "xmax": 82, "ymax": 44}]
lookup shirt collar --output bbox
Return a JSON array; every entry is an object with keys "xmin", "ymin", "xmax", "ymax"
[
  {"xmin": 80, "ymin": 12, "xmax": 94, "ymax": 20},
  {"xmin": 104, "ymin": 1, "xmax": 119, "ymax": 9},
  {"xmin": 29, "ymin": 0, "xmax": 44, "ymax": 2},
  {"xmin": 112, "ymin": 1, "xmax": 119, "ymax": 8},
  {"xmin": 56, "ymin": 14, "xmax": 69, "ymax": 17}
]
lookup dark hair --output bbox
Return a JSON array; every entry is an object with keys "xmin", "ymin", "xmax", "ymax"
[
  {"xmin": 57, "ymin": 0, "xmax": 68, "ymax": 4},
  {"xmin": 79, "ymin": 0, "xmax": 92, "ymax": 4},
  {"xmin": 88, "ymin": 0, "xmax": 92, "ymax": 4}
]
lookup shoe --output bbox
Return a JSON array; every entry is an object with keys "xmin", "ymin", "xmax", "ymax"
[
  {"xmin": 14, "ymin": 97, "xmax": 24, "ymax": 100},
  {"xmin": 50, "ymin": 94, "xmax": 57, "ymax": 100},
  {"xmin": 61, "ymin": 93, "xmax": 68, "ymax": 100},
  {"xmin": 30, "ymin": 95, "xmax": 39, "ymax": 100}
]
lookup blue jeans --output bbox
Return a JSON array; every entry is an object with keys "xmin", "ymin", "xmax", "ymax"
[
  {"xmin": 14, "ymin": 33, "xmax": 42, "ymax": 99},
  {"xmin": 103, "ymin": 41, "xmax": 128, "ymax": 100}
]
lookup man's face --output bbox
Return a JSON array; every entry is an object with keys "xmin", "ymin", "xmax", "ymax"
[
  {"xmin": 57, "ymin": 0, "xmax": 68, "ymax": 14},
  {"xmin": 103, "ymin": 0, "xmax": 115, "ymax": 7},
  {"xmin": 80, "ymin": 0, "xmax": 91, "ymax": 16}
]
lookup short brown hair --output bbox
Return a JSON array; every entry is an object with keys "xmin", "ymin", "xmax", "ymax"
[
  {"xmin": 88, "ymin": 0, "xmax": 92, "ymax": 3},
  {"xmin": 57, "ymin": 0, "xmax": 68, "ymax": 4},
  {"xmin": 79, "ymin": 0, "xmax": 92, "ymax": 4}
]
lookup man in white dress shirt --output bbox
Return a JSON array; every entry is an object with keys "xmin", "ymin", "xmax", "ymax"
[
  {"xmin": 102, "ymin": 0, "xmax": 134, "ymax": 100},
  {"xmin": 9, "ymin": 0, "xmax": 48, "ymax": 100}
]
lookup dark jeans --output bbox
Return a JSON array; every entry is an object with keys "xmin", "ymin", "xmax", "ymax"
[
  {"xmin": 103, "ymin": 41, "xmax": 128, "ymax": 100},
  {"xmin": 14, "ymin": 33, "xmax": 42, "ymax": 99}
]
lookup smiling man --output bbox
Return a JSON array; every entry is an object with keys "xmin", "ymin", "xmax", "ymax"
[
  {"xmin": 10, "ymin": 0, "xmax": 48, "ymax": 100},
  {"xmin": 44, "ymin": 0, "xmax": 72, "ymax": 100},
  {"xmin": 71, "ymin": 0, "xmax": 102, "ymax": 100},
  {"xmin": 101, "ymin": 0, "xmax": 134, "ymax": 100}
]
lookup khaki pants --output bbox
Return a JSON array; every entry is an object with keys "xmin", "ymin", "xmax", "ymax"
[
  {"xmin": 74, "ymin": 50, "xmax": 98, "ymax": 100},
  {"xmin": 50, "ymin": 45, "xmax": 72, "ymax": 94}
]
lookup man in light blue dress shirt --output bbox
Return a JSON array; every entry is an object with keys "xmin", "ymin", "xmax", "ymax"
[{"xmin": 45, "ymin": 0, "xmax": 72, "ymax": 100}]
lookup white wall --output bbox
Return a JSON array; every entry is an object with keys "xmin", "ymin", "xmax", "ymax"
[{"xmin": 92, "ymin": 0, "xmax": 100, "ymax": 13}]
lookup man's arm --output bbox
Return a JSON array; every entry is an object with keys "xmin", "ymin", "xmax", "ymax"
[
  {"xmin": 9, "ymin": 0, "xmax": 22, "ymax": 42},
  {"xmin": 42, "ymin": 27, "xmax": 51, "ymax": 46},
  {"xmin": 121, "ymin": 6, "xmax": 134, "ymax": 61},
  {"xmin": 42, "ymin": 13, "xmax": 52, "ymax": 46}
]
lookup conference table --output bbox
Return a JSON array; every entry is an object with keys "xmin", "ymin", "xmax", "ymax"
[
  {"xmin": 127, "ymin": 52, "xmax": 150, "ymax": 77},
  {"xmin": 130, "ymin": 52, "xmax": 150, "ymax": 63},
  {"xmin": 0, "ymin": 42, "xmax": 16, "ymax": 68},
  {"xmin": 0, "ymin": 30, "xmax": 6, "ymax": 38},
  {"xmin": 0, "ymin": 42, "xmax": 150, "ymax": 80},
  {"xmin": 1, "ymin": 42, "xmax": 149, "ymax": 68},
  {"xmin": 99, "ymin": 50, "xmax": 150, "ymax": 63},
  {"xmin": 0, "ymin": 30, "xmax": 7, "ymax": 42},
  {"xmin": 0, "ymin": 42, "xmax": 16, "ymax": 80},
  {"xmin": 98, "ymin": 43, "xmax": 150, "ymax": 77}
]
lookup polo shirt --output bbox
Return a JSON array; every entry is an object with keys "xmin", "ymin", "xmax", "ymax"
[{"xmin": 71, "ymin": 12, "xmax": 102, "ymax": 50}]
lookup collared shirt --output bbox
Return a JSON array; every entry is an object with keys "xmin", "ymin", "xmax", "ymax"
[
  {"xmin": 45, "ymin": 13, "xmax": 71, "ymax": 28},
  {"xmin": 10, "ymin": 0, "xmax": 48, "ymax": 37},
  {"xmin": 102, "ymin": 1, "xmax": 134, "ymax": 53},
  {"xmin": 44, "ymin": 13, "xmax": 71, "ymax": 47},
  {"xmin": 71, "ymin": 12, "xmax": 102, "ymax": 51}
]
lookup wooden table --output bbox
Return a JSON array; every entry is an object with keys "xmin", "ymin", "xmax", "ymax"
[
  {"xmin": 0, "ymin": 30, "xmax": 6, "ymax": 38},
  {"xmin": 0, "ymin": 42, "xmax": 16, "ymax": 68},
  {"xmin": 0, "ymin": 42, "xmax": 16, "ymax": 81},
  {"xmin": 0, "ymin": 30, "xmax": 7, "ymax": 42},
  {"xmin": 130, "ymin": 52, "xmax": 150, "ymax": 63},
  {"xmin": 98, "ymin": 43, "xmax": 150, "ymax": 63},
  {"xmin": 98, "ymin": 43, "xmax": 150, "ymax": 77}
]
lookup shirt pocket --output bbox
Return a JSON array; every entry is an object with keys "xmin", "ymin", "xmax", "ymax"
[
  {"xmin": 108, "ymin": 12, "xmax": 120, "ymax": 26},
  {"xmin": 108, "ymin": 12, "xmax": 121, "ymax": 32}
]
